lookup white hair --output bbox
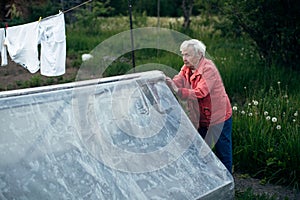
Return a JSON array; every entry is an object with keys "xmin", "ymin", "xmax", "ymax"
[{"xmin": 180, "ymin": 39, "xmax": 206, "ymax": 57}]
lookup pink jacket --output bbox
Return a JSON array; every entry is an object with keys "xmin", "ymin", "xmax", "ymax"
[{"xmin": 173, "ymin": 57, "xmax": 232, "ymax": 128}]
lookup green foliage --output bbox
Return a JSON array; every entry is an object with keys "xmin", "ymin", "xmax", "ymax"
[
  {"xmin": 109, "ymin": 0, "xmax": 183, "ymax": 17},
  {"xmin": 28, "ymin": 75, "xmax": 42, "ymax": 87},
  {"xmin": 220, "ymin": 0, "xmax": 300, "ymax": 70},
  {"xmin": 66, "ymin": 30, "xmax": 101, "ymax": 53},
  {"xmin": 103, "ymin": 61, "xmax": 132, "ymax": 77},
  {"xmin": 73, "ymin": 0, "xmax": 114, "ymax": 35},
  {"xmin": 28, "ymin": 1, "xmax": 61, "ymax": 23},
  {"xmin": 194, "ymin": 0, "xmax": 224, "ymax": 16},
  {"xmin": 232, "ymin": 81, "xmax": 300, "ymax": 189}
]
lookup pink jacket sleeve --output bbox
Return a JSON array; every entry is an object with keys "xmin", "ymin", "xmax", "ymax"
[{"xmin": 173, "ymin": 63, "xmax": 217, "ymax": 100}]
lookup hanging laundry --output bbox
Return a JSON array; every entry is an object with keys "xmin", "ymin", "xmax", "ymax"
[
  {"xmin": 39, "ymin": 12, "xmax": 66, "ymax": 76},
  {"xmin": 0, "ymin": 28, "xmax": 8, "ymax": 66},
  {"xmin": 5, "ymin": 21, "xmax": 40, "ymax": 73}
]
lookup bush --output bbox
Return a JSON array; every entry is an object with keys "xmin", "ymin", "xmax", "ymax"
[{"xmin": 220, "ymin": 0, "xmax": 300, "ymax": 70}]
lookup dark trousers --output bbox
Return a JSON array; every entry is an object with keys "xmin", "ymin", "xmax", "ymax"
[{"xmin": 198, "ymin": 117, "xmax": 233, "ymax": 173}]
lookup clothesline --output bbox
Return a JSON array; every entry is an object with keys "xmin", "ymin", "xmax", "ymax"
[
  {"xmin": 63, "ymin": 0, "xmax": 93, "ymax": 14},
  {"xmin": 1, "ymin": 13, "xmax": 66, "ymax": 76},
  {"xmin": 1, "ymin": 0, "xmax": 93, "ymax": 27},
  {"xmin": 40, "ymin": 0, "xmax": 93, "ymax": 22},
  {"xmin": 0, "ymin": 0, "xmax": 94, "ymax": 77}
]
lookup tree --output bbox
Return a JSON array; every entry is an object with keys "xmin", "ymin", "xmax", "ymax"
[
  {"xmin": 222, "ymin": 0, "xmax": 300, "ymax": 70},
  {"xmin": 74, "ymin": 0, "xmax": 114, "ymax": 33},
  {"xmin": 182, "ymin": 0, "xmax": 194, "ymax": 29}
]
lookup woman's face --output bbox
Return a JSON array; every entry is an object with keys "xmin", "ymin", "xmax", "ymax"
[{"xmin": 181, "ymin": 45, "xmax": 202, "ymax": 70}]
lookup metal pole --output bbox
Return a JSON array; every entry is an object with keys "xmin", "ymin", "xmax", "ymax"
[
  {"xmin": 157, "ymin": 0, "xmax": 160, "ymax": 28},
  {"xmin": 128, "ymin": 0, "xmax": 135, "ymax": 72}
]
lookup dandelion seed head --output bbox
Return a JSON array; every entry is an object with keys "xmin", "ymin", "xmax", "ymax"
[
  {"xmin": 266, "ymin": 116, "xmax": 271, "ymax": 120},
  {"xmin": 272, "ymin": 117, "xmax": 278, "ymax": 123},
  {"xmin": 241, "ymin": 111, "xmax": 245, "ymax": 115},
  {"xmin": 252, "ymin": 100, "xmax": 258, "ymax": 106},
  {"xmin": 293, "ymin": 119, "xmax": 296, "ymax": 122},
  {"xmin": 264, "ymin": 111, "xmax": 268, "ymax": 116},
  {"xmin": 276, "ymin": 125, "xmax": 281, "ymax": 130},
  {"xmin": 244, "ymin": 86, "xmax": 247, "ymax": 90},
  {"xmin": 277, "ymin": 81, "xmax": 281, "ymax": 85},
  {"xmin": 248, "ymin": 113, "xmax": 253, "ymax": 117},
  {"xmin": 232, "ymin": 106, "xmax": 238, "ymax": 111},
  {"xmin": 294, "ymin": 111, "xmax": 298, "ymax": 117}
]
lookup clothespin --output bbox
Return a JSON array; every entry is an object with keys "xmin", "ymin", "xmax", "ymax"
[{"xmin": 38, "ymin": 16, "xmax": 42, "ymax": 22}]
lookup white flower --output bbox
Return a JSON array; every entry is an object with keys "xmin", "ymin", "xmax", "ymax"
[
  {"xmin": 232, "ymin": 106, "xmax": 238, "ymax": 111},
  {"xmin": 264, "ymin": 111, "xmax": 269, "ymax": 116},
  {"xmin": 266, "ymin": 116, "xmax": 271, "ymax": 121},
  {"xmin": 276, "ymin": 125, "xmax": 281, "ymax": 130},
  {"xmin": 252, "ymin": 100, "xmax": 258, "ymax": 106},
  {"xmin": 241, "ymin": 111, "xmax": 245, "ymax": 115},
  {"xmin": 272, "ymin": 117, "xmax": 277, "ymax": 123}
]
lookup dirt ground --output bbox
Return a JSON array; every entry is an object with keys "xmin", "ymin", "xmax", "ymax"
[
  {"xmin": 234, "ymin": 173, "xmax": 300, "ymax": 200},
  {"xmin": 0, "ymin": 58, "xmax": 78, "ymax": 91},
  {"xmin": 0, "ymin": 60, "xmax": 299, "ymax": 199}
]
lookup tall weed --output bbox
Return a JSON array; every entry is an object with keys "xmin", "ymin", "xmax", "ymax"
[{"xmin": 232, "ymin": 81, "xmax": 300, "ymax": 188}]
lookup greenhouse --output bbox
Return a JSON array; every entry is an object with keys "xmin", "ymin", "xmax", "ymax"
[{"xmin": 0, "ymin": 70, "xmax": 234, "ymax": 199}]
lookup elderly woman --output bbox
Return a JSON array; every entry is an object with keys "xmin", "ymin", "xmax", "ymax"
[{"xmin": 166, "ymin": 39, "xmax": 233, "ymax": 173}]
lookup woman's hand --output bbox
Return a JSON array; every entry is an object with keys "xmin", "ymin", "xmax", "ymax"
[{"xmin": 166, "ymin": 77, "xmax": 179, "ymax": 93}]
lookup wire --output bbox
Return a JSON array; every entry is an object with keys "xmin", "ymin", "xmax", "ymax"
[{"xmin": 62, "ymin": 0, "xmax": 93, "ymax": 14}]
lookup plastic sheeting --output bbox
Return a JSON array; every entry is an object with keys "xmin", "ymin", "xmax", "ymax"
[{"xmin": 0, "ymin": 70, "xmax": 234, "ymax": 199}]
